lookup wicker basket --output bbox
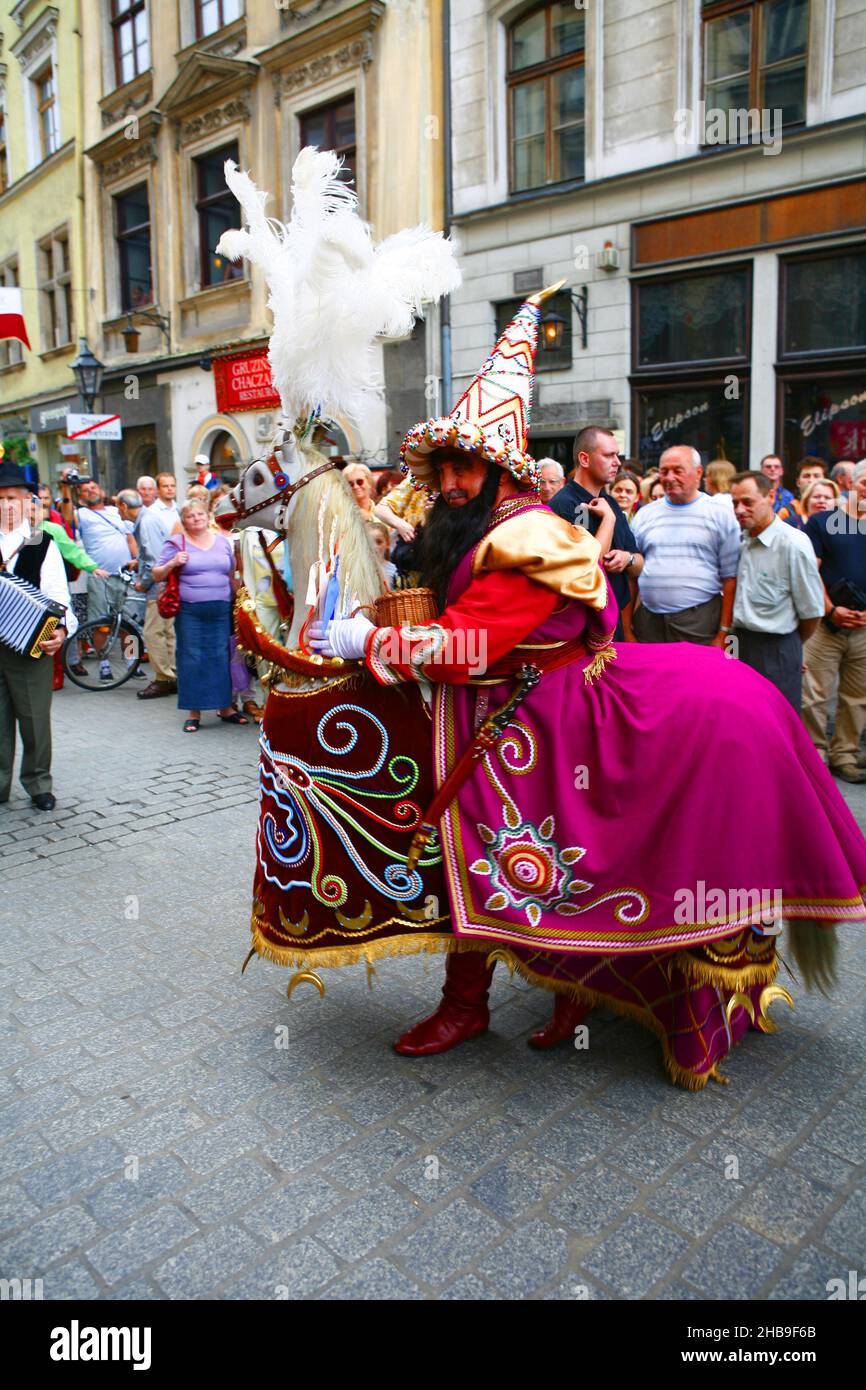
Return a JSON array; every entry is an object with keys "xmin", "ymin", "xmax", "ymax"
[{"xmin": 373, "ymin": 586, "xmax": 438, "ymax": 627}]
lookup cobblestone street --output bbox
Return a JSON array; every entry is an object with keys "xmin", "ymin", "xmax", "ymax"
[{"xmin": 1, "ymin": 679, "xmax": 865, "ymax": 1302}]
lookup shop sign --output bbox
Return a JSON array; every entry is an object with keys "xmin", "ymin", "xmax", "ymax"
[
  {"xmin": 650, "ymin": 399, "xmax": 709, "ymax": 443},
  {"xmin": 800, "ymin": 388, "xmax": 866, "ymax": 440},
  {"xmin": 213, "ymin": 351, "xmax": 281, "ymax": 414},
  {"xmin": 30, "ymin": 398, "xmax": 79, "ymax": 434}
]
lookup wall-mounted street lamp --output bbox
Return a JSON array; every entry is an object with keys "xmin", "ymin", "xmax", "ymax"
[
  {"xmin": 541, "ymin": 286, "xmax": 588, "ymax": 352},
  {"xmin": 70, "ymin": 337, "xmax": 106, "ymax": 484},
  {"xmin": 71, "ymin": 338, "xmax": 104, "ymax": 412},
  {"xmin": 121, "ymin": 307, "xmax": 171, "ymax": 354}
]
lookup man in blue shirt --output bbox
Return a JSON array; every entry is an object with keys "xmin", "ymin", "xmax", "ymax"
[
  {"xmin": 803, "ymin": 460, "xmax": 866, "ymax": 782},
  {"xmin": 761, "ymin": 454, "xmax": 795, "ymax": 515}
]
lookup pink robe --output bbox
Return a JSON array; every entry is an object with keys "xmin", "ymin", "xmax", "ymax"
[{"xmin": 367, "ymin": 497, "xmax": 866, "ymax": 1086}]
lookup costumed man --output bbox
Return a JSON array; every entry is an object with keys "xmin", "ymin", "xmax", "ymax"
[
  {"xmin": 311, "ymin": 292, "xmax": 866, "ymax": 1087},
  {"xmin": 0, "ymin": 461, "xmax": 77, "ymax": 810}
]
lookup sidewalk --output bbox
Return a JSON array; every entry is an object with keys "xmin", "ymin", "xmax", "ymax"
[{"xmin": 1, "ymin": 679, "xmax": 864, "ymax": 1299}]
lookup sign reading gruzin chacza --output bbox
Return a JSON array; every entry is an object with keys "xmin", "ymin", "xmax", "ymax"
[{"xmin": 213, "ymin": 349, "xmax": 282, "ymax": 415}]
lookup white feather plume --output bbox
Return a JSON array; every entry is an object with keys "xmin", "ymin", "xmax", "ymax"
[{"xmin": 216, "ymin": 152, "xmax": 461, "ymax": 434}]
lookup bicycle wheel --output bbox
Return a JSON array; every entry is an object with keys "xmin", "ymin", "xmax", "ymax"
[{"xmin": 63, "ymin": 618, "xmax": 144, "ymax": 690}]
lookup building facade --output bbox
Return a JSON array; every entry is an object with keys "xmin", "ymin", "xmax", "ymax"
[
  {"xmin": 448, "ymin": 0, "xmax": 866, "ymax": 474},
  {"xmin": 75, "ymin": 0, "xmax": 447, "ymax": 496},
  {"xmin": 0, "ymin": 1, "xmax": 87, "ymax": 482}
]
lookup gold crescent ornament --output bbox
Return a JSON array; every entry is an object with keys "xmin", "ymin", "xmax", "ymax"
[
  {"xmin": 485, "ymin": 948, "xmax": 516, "ymax": 977},
  {"xmin": 725, "ymin": 991, "xmax": 756, "ymax": 1026},
  {"xmin": 756, "ymin": 984, "xmax": 795, "ymax": 1034},
  {"xmin": 287, "ymin": 970, "xmax": 325, "ymax": 1000},
  {"xmin": 240, "ymin": 947, "xmax": 256, "ymax": 976},
  {"xmin": 335, "ymin": 899, "xmax": 373, "ymax": 932},
  {"xmin": 279, "ymin": 906, "xmax": 309, "ymax": 937}
]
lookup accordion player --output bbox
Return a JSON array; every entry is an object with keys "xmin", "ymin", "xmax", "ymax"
[{"xmin": 0, "ymin": 569, "xmax": 67, "ymax": 659}]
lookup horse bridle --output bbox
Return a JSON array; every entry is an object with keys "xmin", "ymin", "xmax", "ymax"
[{"xmin": 235, "ymin": 452, "xmax": 338, "ymax": 523}]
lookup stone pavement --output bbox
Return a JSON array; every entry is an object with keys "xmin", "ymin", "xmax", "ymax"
[{"xmin": 1, "ymin": 678, "xmax": 865, "ymax": 1302}]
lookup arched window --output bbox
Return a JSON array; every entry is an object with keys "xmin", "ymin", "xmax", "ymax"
[
  {"xmin": 208, "ymin": 429, "xmax": 242, "ymax": 484},
  {"xmin": 507, "ymin": 3, "xmax": 585, "ymax": 194}
]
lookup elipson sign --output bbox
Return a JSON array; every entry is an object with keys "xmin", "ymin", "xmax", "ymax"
[{"xmin": 213, "ymin": 349, "xmax": 282, "ymax": 414}]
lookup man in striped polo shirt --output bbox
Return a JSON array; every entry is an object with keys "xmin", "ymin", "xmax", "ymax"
[{"xmin": 631, "ymin": 445, "xmax": 740, "ymax": 646}]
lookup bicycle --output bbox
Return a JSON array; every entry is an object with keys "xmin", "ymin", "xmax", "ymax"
[{"xmin": 62, "ymin": 569, "xmax": 146, "ymax": 691}]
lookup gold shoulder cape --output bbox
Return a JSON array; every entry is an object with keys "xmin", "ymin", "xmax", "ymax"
[{"xmin": 471, "ymin": 507, "xmax": 608, "ymax": 610}]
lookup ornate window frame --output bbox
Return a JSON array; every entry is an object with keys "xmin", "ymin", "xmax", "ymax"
[
  {"xmin": 11, "ymin": 5, "xmax": 60, "ymax": 172},
  {"xmin": 259, "ymin": 0, "xmax": 384, "ymax": 221}
]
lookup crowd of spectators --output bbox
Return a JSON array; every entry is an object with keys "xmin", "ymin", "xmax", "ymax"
[
  {"xmin": 33, "ymin": 432, "xmax": 866, "ymax": 784},
  {"xmin": 349, "ymin": 432, "xmax": 866, "ymax": 785}
]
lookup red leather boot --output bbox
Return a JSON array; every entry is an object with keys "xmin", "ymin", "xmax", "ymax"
[
  {"xmin": 393, "ymin": 951, "xmax": 495, "ymax": 1057},
  {"xmin": 528, "ymin": 993, "xmax": 592, "ymax": 1049}
]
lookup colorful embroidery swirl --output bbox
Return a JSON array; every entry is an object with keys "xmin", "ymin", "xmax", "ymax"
[{"xmin": 259, "ymin": 703, "xmax": 441, "ymax": 906}]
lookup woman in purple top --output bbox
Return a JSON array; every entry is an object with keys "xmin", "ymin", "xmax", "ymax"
[{"xmin": 153, "ymin": 500, "xmax": 249, "ymax": 732}]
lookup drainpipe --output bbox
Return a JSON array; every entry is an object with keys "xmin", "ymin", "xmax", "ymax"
[{"xmin": 440, "ymin": 0, "xmax": 453, "ymax": 416}]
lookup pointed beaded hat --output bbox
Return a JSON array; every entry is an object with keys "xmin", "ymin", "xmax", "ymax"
[{"xmin": 400, "ymin": 280, "xmax": 565, "ymax": 493}]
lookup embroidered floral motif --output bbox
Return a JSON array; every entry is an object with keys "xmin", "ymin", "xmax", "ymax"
[{"xmin": 471, "ymin": 807, "xmax": 650, "ymax": 927}]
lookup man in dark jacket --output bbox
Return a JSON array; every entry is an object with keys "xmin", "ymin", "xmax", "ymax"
[{"xmin": 550, "ymin": 426, "xmax": 641, "ymax": 638}]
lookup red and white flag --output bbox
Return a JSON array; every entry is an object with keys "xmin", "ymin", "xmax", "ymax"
[{"xmin": 0, "ymin": 287, "xmax": 31, "ymax": 349}]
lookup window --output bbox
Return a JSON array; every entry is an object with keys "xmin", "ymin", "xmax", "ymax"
[
  {"xmin": 207, "ymin": 429, "xmax": 241, "ymax": 484},
  {"xmin": 507, "ymin": 2, "xmax": 585, "ymax": 194},
  {"xmin": 111, "ymin": 1, "xmax": 150, "ymax": 88},
  {"xmin": 777, "ymin": 247, "xmax": 866, "ymax": 472},
  {"xmin": 495, "ymin": 292, "xmax": 573, "ymax": 371},
  {"xmin": 38, "ymin": 228, "xmax": 73, "ymax": 350},
  {"xmin": 0, "ymin": 105, "xmax": 8, "ymax": 192},
  {"xmin": 635, "ymin": 382, "xmax": 748, "ymax": 470},
  {"xmin": 116, "ymin": 184, "xmax": 152, "ymax": 310},
  {"xmin": 635, "ymin": 266, "xmax": 751, "ymax": 368},
  {"xmin": 0, "ymin": 260, "xmax": 23, "ymax": 368},
  {"xmin": 195, "ymin": 0, "xmax": 242, "ymax": 40},
  {"xmin": 194, "ymin": 142, "xmax": 243, "ymax": 289},
  {"xmin": 300, "ymin": 98, "xmax": 356, "ymax": 188},
  {"xmin": 35, "ymin": 65, "xmax": 60, "ymax": 159},
  {"xmin": 780, "ymin": 250, "xmax": 866, "ymax": 358},
  {"xmin": 702, "ymin": 0, "xmax": 808, "ymax": 136}
]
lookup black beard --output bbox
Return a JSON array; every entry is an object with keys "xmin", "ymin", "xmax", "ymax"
[{"xmin": 419, "ymin": 465, "xmax": 502, "ymax": 611}]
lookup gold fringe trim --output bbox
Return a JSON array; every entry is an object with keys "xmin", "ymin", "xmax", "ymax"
[
  {"xmin": 671, "ymin": 952, "xmax": 779, "ymax": 991},
  {"xmin": 495, "ymin": 949, "xmax": 721, "ymax": 1092},
  {"xmin": 583, "ymin": 644, "xmax": 617, "ymax": 686},
  {"xmin": 249, "ymin": 920, "xmax": 480, "ymax": 972},
  {"xmin": 249, "ymin": 927, "xmax": 781, "ymax": 1093}
]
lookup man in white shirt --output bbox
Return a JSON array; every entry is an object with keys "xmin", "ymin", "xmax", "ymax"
[
  {"xmin": 631, "ymin": 445, "xmax": 741, "ymax": 645},
  {"xmin": 136, "ymin": 475, "xmax": 157, "ymax": 508},
  {"xmin": 0, "ymin": 464, "xmax": 77, "ymax": 811},
  {"xmin": 731, "ymin": 470, "xmax": 824, "ymax": 712},
  {"xmin": 136, "ymin": 471, "xmax": 179, "ymax": 698}
]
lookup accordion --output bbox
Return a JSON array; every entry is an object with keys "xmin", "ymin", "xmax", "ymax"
[{"xmin": 0, "ymin": 569, "xmax": 66, "ymax": 659}]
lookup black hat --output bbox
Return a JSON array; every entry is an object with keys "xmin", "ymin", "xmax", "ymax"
[{"xmin": 0, "ymin": 461, "xmax": 32, "ymax": 489}]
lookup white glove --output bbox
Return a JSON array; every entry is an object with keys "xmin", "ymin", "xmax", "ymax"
[{"xmin": 309, "ymin": 613, "xmax": 374, "ymax": 660}]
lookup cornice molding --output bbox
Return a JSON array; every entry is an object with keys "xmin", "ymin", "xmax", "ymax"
[
  {"xmin": 258, "ymin": 0, "xmax": 384, "ymax": 79},
  {"xmin": 178, "ymin": 94, "xmax": 251, "ymax": 148},
  {"xmin": 174, "ymin": 15, "xmax": 247, "ymax": 65},
  {"xmin": 11, "ymin": 4, "xmax": 58, "ymax": 72},
  {"xmin": 85, "ymin": 109, "xmax": 163, "ymax": 179},
  {"xmin": 159, "ymin": 51, "xmax": 258, "ymax": 121},
  {"xmin": 99, "ymin": 69, "xmax": 154, "ymax": 131},
  {"xmin": 0, "ymin": 134, "xmax": 72, "ymax": 206}
]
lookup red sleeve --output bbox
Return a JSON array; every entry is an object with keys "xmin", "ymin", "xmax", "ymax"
[{"xmin": 366, "ymin": 569, "xmax": 559, "ymax": 685}]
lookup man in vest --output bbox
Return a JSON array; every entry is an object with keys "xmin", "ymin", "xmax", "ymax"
[{"xmin": 0, "ymin": 463, "xmax": 76, "ymax": 810}]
